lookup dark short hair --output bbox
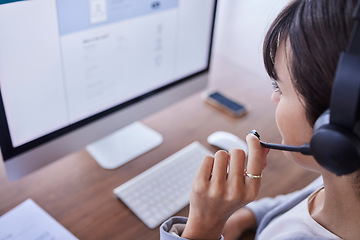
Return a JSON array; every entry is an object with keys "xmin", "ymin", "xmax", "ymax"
[{"xmin": 263, "ymin": 0, "xmax": 356, "ymax": 127}]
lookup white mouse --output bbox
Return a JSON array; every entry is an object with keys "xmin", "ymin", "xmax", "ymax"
[{"xmin": 207, "ymin": 131, "xmax": 248, "ymax": 156}]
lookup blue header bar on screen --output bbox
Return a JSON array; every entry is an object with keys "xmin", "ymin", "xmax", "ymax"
[{"xmin": 56, "ymin": 0, "xmax": 178, "ymax": 36}]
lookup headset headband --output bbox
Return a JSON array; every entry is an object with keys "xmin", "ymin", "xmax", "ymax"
[
  {"xmin": 329, "ymin": 1, "xmax": 360, "ymax": 129},
  {"xmin": 348, "ymin": 1, "xmax": 360, "ymax": 54}
]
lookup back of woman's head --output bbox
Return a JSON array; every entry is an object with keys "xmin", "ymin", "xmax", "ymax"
[{"xmin": 263, "ymin": 0, "xmax": 357, "ymax": 127}]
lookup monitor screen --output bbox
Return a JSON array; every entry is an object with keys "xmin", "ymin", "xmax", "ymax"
[{"xmin": 0, "ymin": 0, "xmax": 217, "ymax": 180}]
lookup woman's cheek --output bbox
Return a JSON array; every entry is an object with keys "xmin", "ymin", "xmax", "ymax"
[
  {"xmin": 275, "ymin": 104, "xmax": 285, "ymax": 142},
  {"xmin": 271, "ymin": 91, "xmax": 280, "ymax": 106},
  {"xmin": 274, "ymin": 99, "xmax": 292, "ymax": 145}
]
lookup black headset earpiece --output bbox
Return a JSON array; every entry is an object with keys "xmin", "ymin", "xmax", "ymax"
[{"xmin": 311, "ymin": 110, "xmax": 360, "ymax": 175}]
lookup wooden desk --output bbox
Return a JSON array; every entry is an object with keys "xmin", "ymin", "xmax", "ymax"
[{"xmin": 0, "ymin": 1, "xmax": 319, "ymax": 239}]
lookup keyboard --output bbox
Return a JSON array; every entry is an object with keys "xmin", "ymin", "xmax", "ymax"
[{"xmin": 113, "ymin": 141, "xmax": 213, "ymax": 229}]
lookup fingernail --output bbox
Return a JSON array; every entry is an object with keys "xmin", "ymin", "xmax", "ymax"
[{"xmin": 248, "ymin": 129, "xmax": 260, "ymax": 140}]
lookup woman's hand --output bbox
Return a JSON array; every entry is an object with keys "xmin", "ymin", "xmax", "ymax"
[{"xmin": 181, "ymin": 133, "xmax": 268, "ymax": 240}]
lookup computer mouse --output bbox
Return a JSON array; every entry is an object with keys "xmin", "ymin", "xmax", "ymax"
[{"xmin": 207, "ymin": 131, "xmax": 248, "ymax": 156}]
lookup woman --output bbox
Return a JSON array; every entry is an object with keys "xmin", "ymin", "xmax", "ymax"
[{"xmin": 160, "ymin": 0, "xmax": 360, "ymax": 239}]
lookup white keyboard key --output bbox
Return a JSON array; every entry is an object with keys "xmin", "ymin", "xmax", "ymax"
[{"xmin": 113, "ymin": 141, "xmax": 213, "ymax": 229}]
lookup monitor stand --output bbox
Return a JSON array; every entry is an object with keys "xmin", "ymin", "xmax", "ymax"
[{"xmin": 86, "ymin": 122, "xmax": 163, "ymax": 169}]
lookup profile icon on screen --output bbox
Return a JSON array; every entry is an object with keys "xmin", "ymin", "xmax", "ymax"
[{"xmin": 89, "ymin": 0, "xmax": 107, "ymax": 24}]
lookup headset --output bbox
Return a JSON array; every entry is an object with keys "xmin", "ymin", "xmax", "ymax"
[{"xmin": 254, "ymin": 1, "xmax": 360, "ymax": 176}]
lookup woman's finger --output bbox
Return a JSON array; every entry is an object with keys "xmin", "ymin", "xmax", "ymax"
[
  {"xmin": 244, "ymin": 133, "xmax": 265, "ymax": 191},
  {"xmin": 227, "ymin": 148, "xmax": 246, "ymax": 183},
  {"xmin": 195, "ymin": 155, "xmax": 215, "ymax": 181},
  {"xmin": 211, "ymin": 150, "xmax": 229, "ymax": 184}
]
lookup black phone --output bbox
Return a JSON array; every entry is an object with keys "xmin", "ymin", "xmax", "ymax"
[{"xmin": 202, "ymin": 91, "xmax": 247, "ymax": 117}]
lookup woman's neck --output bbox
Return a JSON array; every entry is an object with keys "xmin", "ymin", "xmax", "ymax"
[{"xmin": 310, "ymin": 173, "xmax": 360, "ymax": 240}]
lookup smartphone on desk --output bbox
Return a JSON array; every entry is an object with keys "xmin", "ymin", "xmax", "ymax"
[{"xmin": 202, "ymin": 91, "xmax": 247, "ymax": 117}]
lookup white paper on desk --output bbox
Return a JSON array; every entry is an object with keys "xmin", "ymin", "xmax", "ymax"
[{"xmin": 0, "ymin": 199, "xmax": 78, "ymax": 240}]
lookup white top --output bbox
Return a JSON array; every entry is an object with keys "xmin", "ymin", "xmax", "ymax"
[{"xmin": 258, "ymin": 188, "xmax": 341, "ymax": 239}]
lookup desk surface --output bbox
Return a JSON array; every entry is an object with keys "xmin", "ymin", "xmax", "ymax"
[{"xmin": 0, "ymin": 1, "xmax": 319, "ymax": 239}]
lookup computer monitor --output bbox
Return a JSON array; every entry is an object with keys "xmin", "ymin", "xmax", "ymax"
[{"xmin": 0, "ymin": 0, "xmax": 217, "ymax": 181}]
